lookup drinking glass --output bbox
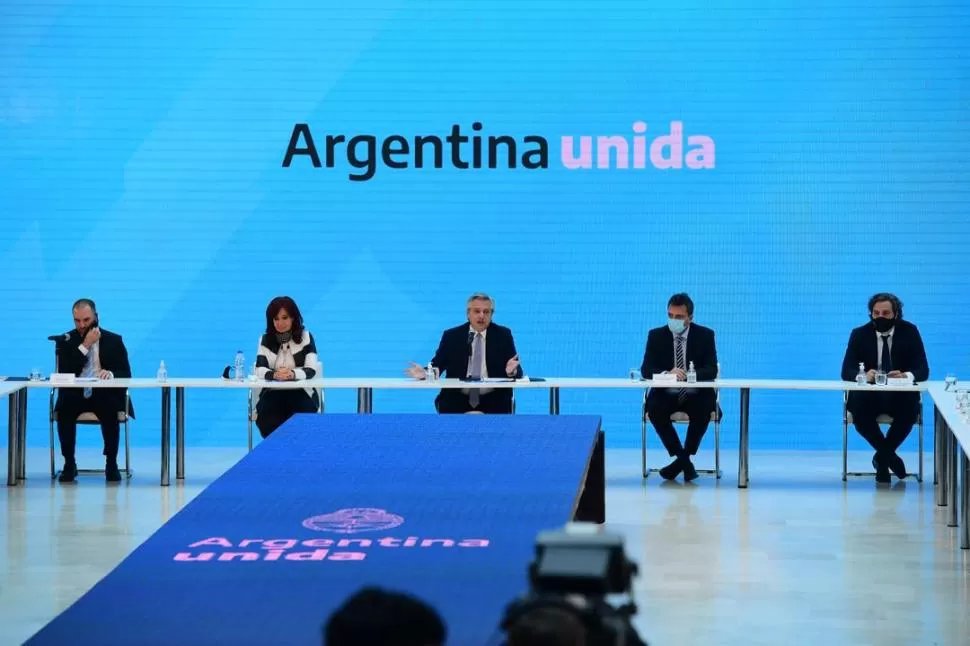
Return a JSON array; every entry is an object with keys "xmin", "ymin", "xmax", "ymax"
[{"xmin": 875, "ymin": 371, "xmax": 888, "ymax": 386}]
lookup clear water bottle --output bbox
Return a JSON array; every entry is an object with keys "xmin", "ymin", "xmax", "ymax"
[
  {"xmin": 156, "ymin": 360, "xmax": 168, "ymax": 383},
  {"xmin": 234, "ymin": 350, "xmax": 245, "ymax": 381},
  {"xmin": 425, "ymin": 362, "xmax": 436, "ymax": 382},
  {"xmin": 856, "ymin": 362, "xmax": 867, "ymax": 386},
  {"xmin": 945, "ymin": 373, "xmax": 957, "ymax": 391},
  {"xmin": 687, "ymin": 360, "xmax": 697, "ymax": 384}
]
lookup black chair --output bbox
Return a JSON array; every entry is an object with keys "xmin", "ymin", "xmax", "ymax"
[
  {"xmin": 48, "ymin": 354, "xmax": 132, "ymax": 480},
  {"xmin": 641, "ymin": 365, "xmax": 722, "ymax": 479},
  {"xmin": 842, "ymin": 391, "xmax": 923, "ymax": 482}
]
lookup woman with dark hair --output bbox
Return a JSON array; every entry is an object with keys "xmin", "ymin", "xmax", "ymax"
[{"xmin": 254, "ymin": 296, "xmax": 321, "ymax": 438}]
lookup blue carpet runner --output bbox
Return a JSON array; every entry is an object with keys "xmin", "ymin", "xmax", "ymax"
[{"xmin": 25, "ymin": 413, "xmax": 602, "ymax": 646}]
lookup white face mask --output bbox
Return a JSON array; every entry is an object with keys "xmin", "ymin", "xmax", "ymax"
[{"xmin": 667, "ymin": 318, "xmax": 686, "ymax": 334}]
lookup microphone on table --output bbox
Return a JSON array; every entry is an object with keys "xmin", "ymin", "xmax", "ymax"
[
  {"xmin": 47, "ymin": 333, "xmax": 70, "ymax": 342},
  {"xmin": 467, "ymin": 330, "xmax": 475, "ymax": 356}
]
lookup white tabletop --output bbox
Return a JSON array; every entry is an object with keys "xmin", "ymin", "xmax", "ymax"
[
  {"xmin": 714, "ymin": 378, "xmax": 925, "ymax": 392},
  {"xmin": 928, "ymin": 383, "xmax": 970, "ymax": 451},
  {"xmin": 22, "ymin": 376, "xmax": 929, "ymax": 392},
  {"xmin": 0, "ymin": 380, "xmax": 28, "ymax": 397}
]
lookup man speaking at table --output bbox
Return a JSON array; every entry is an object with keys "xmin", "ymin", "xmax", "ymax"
[
  {"xmin": 841, "ymin": 292, "xmax": 929, "ymax": 483},
  {"xmin": 53, "ymin": 298, "xmax": 133, "ymax": 483},
  {"xmin": 641, "ymin": 293, "xmax": 718, "ymax": 481},
  {"xmin": 406, "ymin": 293, "xmax": 522, "ymax": 414}
]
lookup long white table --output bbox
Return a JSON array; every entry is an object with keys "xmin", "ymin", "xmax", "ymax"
[
  {"xmin": 927, "ymin": 383, "xmax": 970, "ymax": 550},
  {"xmin": 8, "ymin": 377, "xmax": 927, "ymax": 489},
  {"xmin": 9, "ymin": 376, "xmax": 970, "ymax": 562}
]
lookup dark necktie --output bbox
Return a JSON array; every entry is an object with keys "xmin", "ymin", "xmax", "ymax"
[
  {"xmin": 675, "ymin": 335, "xmax": 687, "ymax": 404},
  {"xmin": 881, "ymin": 335, "xmax": 893, "ymax": 372}
]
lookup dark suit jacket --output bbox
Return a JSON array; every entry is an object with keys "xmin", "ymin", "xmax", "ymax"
[
  {"xmin": 54, "ymin": 328, "xmax": 135, "ymax": 418},
  {"xmin": 640, "ymin": 323, "xmax": 718, "ymax": 403},
  {"xmin": 430, "ymin": 322, "xmax": 523, "ymax": 411},
  {"xmin": 841, "ymin": 319, "xmax": 929, "ymax": 409}
]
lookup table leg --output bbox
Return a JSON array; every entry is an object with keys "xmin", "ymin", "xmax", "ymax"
[
  {"xmin": 17, "ymin": 388, "xmax": 27, "ymax": 481},
  {"xmin": 933, "ymin": 406, "xmax": 949, "ymax": 507},
  {"xmin": 948, "ymin": 429, "xmax": 958, "ymax": 527},
  {"xmin": 161, "ymin": 387, "xmax": 171, "ymax": 487},
  {"xmin": 738, "ymin": 387, "xmax": 750, "ymax": 489},
  {"xmin": 575, "ymin": 430, "xmax": 605, "ymax": 524},
  {"xmin": 176, "ymin": 387, "xmax": 185, "ymax": 481},
  {"xmin": 6, "ymin": 393, "xmax": 18, "ymax": 487},
  {"xmin": 549, "ymin": 387, "xmax": 560, "ymax": 415},
  {"xmin": 356, "ymin": 388, "xmax": 374, "ymax": 414},
  {"xmin": 962, "ymin": 451, "xmax": 969, "ymax": 550}
]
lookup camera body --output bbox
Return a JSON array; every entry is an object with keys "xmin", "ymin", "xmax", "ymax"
[{"xmin": 500, "ymin": 525, "xmax": 647, "ymax": 646}]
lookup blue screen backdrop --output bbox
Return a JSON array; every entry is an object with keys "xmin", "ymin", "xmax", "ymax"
[{"xmin": 1, "ymin": 0, "xmax": 968, "ymax": 451}]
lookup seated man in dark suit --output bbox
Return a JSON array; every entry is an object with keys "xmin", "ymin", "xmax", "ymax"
[
  {"xmin": 406, "ymin": 293, "xmax": 522, "ymax": 414},
  {"xmin": 841, "ymin": 292, "xmax": 929, "ymax": 483},
  {"xmin": 641, "ymin": 293, "xmax": 718, "ymax": 481},
  {"xmin": 54, "ymin": 298, "xmax": 133, "ymax": 483}
]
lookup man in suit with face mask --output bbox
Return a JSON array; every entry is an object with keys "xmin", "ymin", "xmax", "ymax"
[
  {"xmin": 53, "ymin": 298, "xmax": 133, "ymax": 483},
  {"xmin": 640, "ymin": 293, "xmax": 719, "ymax": 481},
  {"xmin": 841, "ymin": 292, "xmax": 929, "ymax": 483}
]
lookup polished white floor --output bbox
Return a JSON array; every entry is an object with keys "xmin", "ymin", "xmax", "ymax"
[{"xmin": 2, "ymin": 447, "xmax": 969, "ymax": 646}]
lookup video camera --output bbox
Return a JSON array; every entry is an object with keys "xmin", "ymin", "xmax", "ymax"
[{"xmin": 499, "ymin": 524, "xmax": 648, "ymax": 646}]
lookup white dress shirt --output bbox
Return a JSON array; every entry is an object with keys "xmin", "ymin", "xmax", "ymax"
[
  {"xmin": 466, "ymin": 328, "xmax": 488, "ymax": 378},
  {"xmin": 875, "ymin": 327, "xmax": 914, "ymax": 381},
  {"xmin": 465, "ymin": 327, "xmax": 491, "ymax": 395},
  {"xmin": 671, "ymin": 326, "xmax": 689, "ymax": 366}
]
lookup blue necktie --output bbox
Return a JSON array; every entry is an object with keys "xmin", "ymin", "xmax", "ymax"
[
  {"xmin": 881, "ymin": 335, "xmax": 893, "ymax": 372},
  {"xmin": 81, "ymin": 346, "xmax": 97, "ymax": 398}
]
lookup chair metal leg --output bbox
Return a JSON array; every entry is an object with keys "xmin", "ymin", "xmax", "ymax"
[
  {"xmin": 642, "ymin": 398, "xmax": 720, "ymax": 479},
  {"xmin": 640, "ymin": 415, "xmax": 648, "ymax": 479},
  {"xmin": 918, "ymin": 416, "xmax": 924, "ymax": 483},
  {"xmin": 842, "ymin": 417, "xmax": 848, "ymax": 482},
  {"xmin": 49, "ymin": 415, "xmax": 56, "ymax": 480},
  {"xmin": 714, "ymin": 418, "xmax": 721, "ymax": 479},
  {"xmin": 123, "ymin": 418, "xmax": 132, "ymax": 478}
]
